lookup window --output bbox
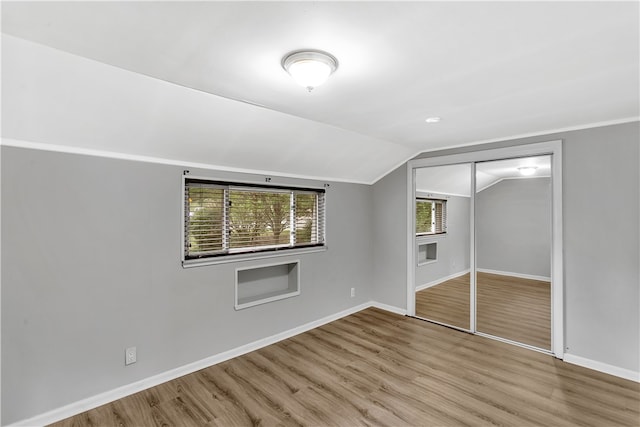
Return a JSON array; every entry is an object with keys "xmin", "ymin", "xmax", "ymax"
[
  {"xmin": 184, "ymin": 178, "xmax": 325, "ymax": 261},
  {"xmin": 416, "ymin": 198, "xmax": 447, "ymax": 235}
]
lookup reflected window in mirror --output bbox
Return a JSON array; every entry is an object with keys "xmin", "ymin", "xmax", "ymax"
[{"xmin": 416, "ymin": 198, "xmax": 447, "ymax": 236}]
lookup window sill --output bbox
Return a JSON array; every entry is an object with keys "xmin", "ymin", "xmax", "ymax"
[
  {"xmin": 182, "ymin": 246, "xmax": 327, "ymax": 268},
  {"xmin": 416, "ymin": 233, "xmax": 447, "ymax": 243}
]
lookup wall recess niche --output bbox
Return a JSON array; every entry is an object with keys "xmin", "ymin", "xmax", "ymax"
[
  {"xmin": 235, "ymin": 260, "xmax": 300, "ymax": 310},
  {"xmin": 417, "ymin": 241, "xmax": 438, "ymax": 266}
]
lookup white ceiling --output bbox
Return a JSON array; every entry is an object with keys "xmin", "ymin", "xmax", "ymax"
[
  {"xmin": 416, "ymin": 156, "xmax": 551, "ymax": 196},
  {"xmin": 2, "ymin": 1, "xmax": 638, "ymax": 183}
]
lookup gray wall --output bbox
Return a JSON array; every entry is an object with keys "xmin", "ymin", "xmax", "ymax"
[
  {"xmin": 476, "ymin": 178, "xmax": 551, "ymax": 278},
  {"xmin": 1, "ymin": 147, "xmax": 374, "ymax": 424},
  {"xmin": 415, "ymin": 194, "xmax": 470, "ymax": 287},
  {"xmin": 371, "ymin": 163, "xmax": 407, "ymax": 309},
  {"xmin": 562, "ymin": 124, "xmax": 639, "ymax": 372}
]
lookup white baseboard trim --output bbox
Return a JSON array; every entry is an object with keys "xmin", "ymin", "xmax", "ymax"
[
  {"xmin": 416, "ymin": 269, "xmax": 470, "ymax": 291},
  {"xmin": 370, "ymin": 301, "xmax": 407, "ymax": 316},
  {"xmin": 476, "ymin": 268, "xmax": 550, "ymax": 282},
  {"xmin": 7, "ymin": 302, "xmax": 373, "ymax": 427},
  {"xmin": 563, "ymin": 354, "xmax": 640, "ymax": 383}
]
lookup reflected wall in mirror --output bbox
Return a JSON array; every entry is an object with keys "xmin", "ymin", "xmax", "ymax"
[
  {"xmin": 475, "ymin": 156, "xmax": 552, "ymax": 349},
  {"xmin": 414, "ymin": 163, "xmax": 471, "ymax": 330}
]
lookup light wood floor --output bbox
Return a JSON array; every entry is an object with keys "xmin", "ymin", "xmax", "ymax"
[
  {"xmin": 415, "ymin": 272, "xmax": 551, "ymax": 349},
  {"xmin": 52, "ymin": 308, "xmax": 639, "ymax": 427},
  {"xmin": 477, "ymin": 272, "xmax": 551, "ymax": 349},
  {"xmin": 415, "ymin": 273, "xmax": 470, "ymax": 329}
]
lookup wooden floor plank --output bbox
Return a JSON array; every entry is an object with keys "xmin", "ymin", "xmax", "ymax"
[{"xmin": 51, "ymin": 308, "xmax": 639, "ymax": 427}]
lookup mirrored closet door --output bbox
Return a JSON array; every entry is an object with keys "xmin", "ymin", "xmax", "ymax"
[
  {"xmin": 413, "ymin": 163, "xmax": 472, "ymax": 330},
  {"xmin": 475, "ymin": 156, "xmax": 552, "ymax": 350},
  {"xmin": 409, "ymin": 141, "xmax": 563, "ymax": 357}
]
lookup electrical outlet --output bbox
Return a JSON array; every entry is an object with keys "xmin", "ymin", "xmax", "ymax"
[
  {"xmin": 350, "ymin": 287, "xmax": 355, "ymax": 298},
  {"xmin": 125, "ymin": 346, "xmax": 137, "ymax": 365}
]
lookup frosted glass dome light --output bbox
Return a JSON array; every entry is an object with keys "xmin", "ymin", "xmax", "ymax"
[{"xmin": 282, "ymin": 50, "xmax": 338, "ymax": 92}]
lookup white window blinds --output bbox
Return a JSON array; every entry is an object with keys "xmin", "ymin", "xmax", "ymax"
[{"xmin": 185, "ymin": 178, "xmax": 326, "ymax": 259}]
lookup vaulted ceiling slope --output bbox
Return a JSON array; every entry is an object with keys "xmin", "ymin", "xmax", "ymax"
[
  {"xmin": 2, "ymin": 2, "xmax": 638, "ymax": 184},
  {"xmin": 2, "ymin": 35, "xmax": 411, "ymax": 183}
]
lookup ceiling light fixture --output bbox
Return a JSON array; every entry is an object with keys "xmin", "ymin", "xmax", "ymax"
[
  {"xmin": 518, "ymin": 166, "xmax": 538, "ymax": 176},
  {"xmin": 282, "ymin": 49, "xmax": 338, "ymax": 92},
  {"xmin": 425, "ymin": 117, "xmax": 441, "ymax": 123}
]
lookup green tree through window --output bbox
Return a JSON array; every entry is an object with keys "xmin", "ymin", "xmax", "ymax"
[
  {"xmin": 416, "ymin": 198, "xmax": 447, "ymax": 235},
  {"xmin": 416, "ymin": 200, "xmax": 433, "ymax": 234},
  {"xmin": 229, "ymin": 190, "xmax": 291, "ymax": 248}
]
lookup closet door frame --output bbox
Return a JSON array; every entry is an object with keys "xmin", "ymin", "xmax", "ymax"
[{"xmin": 406, "ymin": 140, "xmax": 563, "ymax": 359}]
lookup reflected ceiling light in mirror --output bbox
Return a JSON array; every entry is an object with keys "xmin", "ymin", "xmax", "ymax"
[
  {"xmin": 517, "ymin": 166, "xmax": 538, "ymax": 176},
  {"xmin": 282, "ymin": 50, "xmax": 338, "ymax": 92},
  {"xmin": 425, "ymin": 117, "xmax": 441, "ymax": 123}
]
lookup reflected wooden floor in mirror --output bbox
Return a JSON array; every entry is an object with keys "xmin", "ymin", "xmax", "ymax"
[
  {"xmin": 415, "ymin": 273, "xmax": 470, "ymax": 329},
  {"xmin": 415, "ymin": 272, "xmax": 551, "ymax": 349},
  {"xmin": 476, "ymin": 272, "xmax": 551, "ymax": 350}
]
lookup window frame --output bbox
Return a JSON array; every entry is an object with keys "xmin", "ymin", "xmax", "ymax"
[
  {"xmin": 415, "ymin": 197, "xmax": 447, "ymax": 237},
  {"xmin": 182, "ymin": 174, "xmax": 327, "ymax": 267}
]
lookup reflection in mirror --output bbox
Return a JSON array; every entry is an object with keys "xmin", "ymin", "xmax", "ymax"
[
  {"xmin": 475, "ymin": 156, "xmax": 552, "ymax": 349},
  {"xmin": 414, "ymin": 163, "xmax": 471, "ymax": 330}
]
